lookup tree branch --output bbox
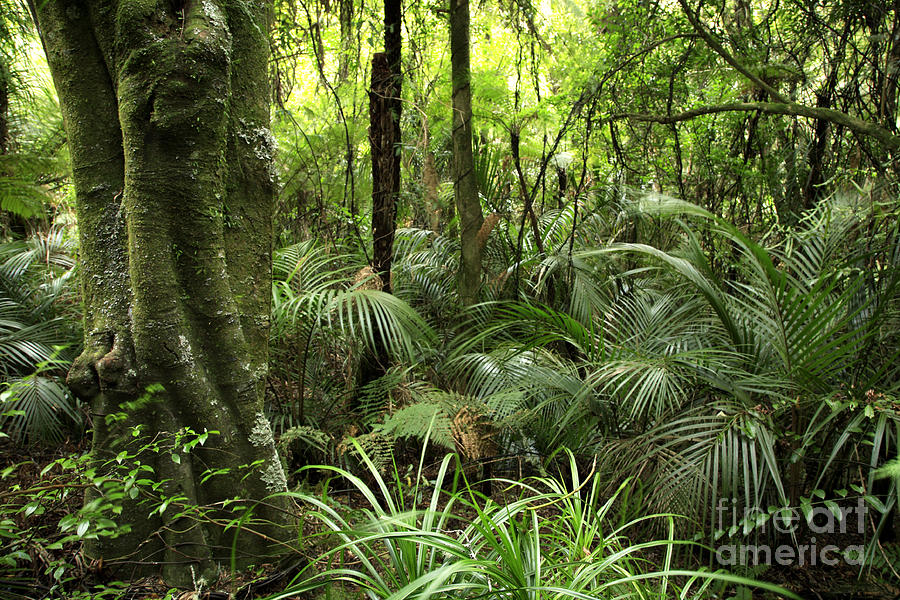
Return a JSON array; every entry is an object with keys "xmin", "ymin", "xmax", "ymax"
[
  {"xmin": 677, "ymin": 0, "xmax": 788, "ymax": 104},
  {"xmin": 610, "ymin": 102, "xmax": 900, "ymax": 151}
]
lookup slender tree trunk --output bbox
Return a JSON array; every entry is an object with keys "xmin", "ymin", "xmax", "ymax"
[
  {"xmin": 338, "ymin": 0, "xmax": 353, "ymax": 82},
  {"xmin": 0, "ymin": 55, "xmax": 8, "ymax": 155},
  {"xmin": 360, "ymin": 0, "xmax": 403, "ymax": 398},
  {"xmin": 424, "ymin": 150, "xmax": 441, "ymax": 231},
  {"xmin": 370, "ymin": 0, "xmax": 401, "ymax": 293},
  {"xmin": 0, "ymin": 54, "xmax": 10, "ymax": 235},
  {"xmin": 370, "ymin": 52, "xmax": 398, "ymax": 293},
  {"xmin": 802, "ymin": 91, "xmax": 831, "ymax": 210},
  {"xmin": 882, "ymin": 1, "xmax": 900, "ymax": 133},
  {"xmin": 511, "ymin": 128, "xmax": 544, "ymax": 255},
  {"xmin": 29, "ymin": 0, "xmax": 290, "ymax": 584},
  {"xmin": 450, "ymin": 0, "xmax": 483, "ymax": 305},
  {"xmin": 555, "ymin": 166, "xmax": 566, "ymax": 209}
]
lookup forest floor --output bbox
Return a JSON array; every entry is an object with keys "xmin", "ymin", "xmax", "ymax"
[{"xmin": 2, "ymin": 440, "xmax": 900, "ymax": 599}]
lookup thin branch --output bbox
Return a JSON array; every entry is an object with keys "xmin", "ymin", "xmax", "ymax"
[
  {"xmin": 610, "ymin": 102, "xmax": 900, "ymax": 151},
  {"xmin": 677, "ymin": 0, "xmax": 788, "ymax": 104}
]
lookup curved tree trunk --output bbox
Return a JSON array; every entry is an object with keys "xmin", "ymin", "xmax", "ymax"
[
  {"xmin": 450, "ymin": 0, "xmax": 483, "ymax": 305},
  {"xmin": 29, "ymin": 0, "xmax": 291, "ymax": 584}
]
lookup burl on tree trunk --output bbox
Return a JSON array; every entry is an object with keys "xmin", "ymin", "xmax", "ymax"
[{"xmin": 29, "ymin": 0, "xmax": 292, "ymax": 584}]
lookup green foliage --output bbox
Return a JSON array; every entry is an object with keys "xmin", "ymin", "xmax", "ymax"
[
  {"xmin": 0, "ymin": 20, "xmax": 69, "ymax": 225},
  {"xmin": 1, "ymin": 359, "xmax": 78, "ymax": 444},
  {"xmin": 0, "ymin": 230, "xmax": 80, "ymax": 444},
  {"xmin": 268, "ymin": 239, "xmax": 438, "ymax": 436},
  {"xmin": 265, "ymin": 189, "xmax": 900, "ymax": 582},
  {"xmin": 875, "ymin": 457, "xmax": 900, "ymax": 485},
  {"xmin": 379, "ymin": 400, "xmax": 455, "ymax": 450},
  {"xmin": 7, "ymin": 0, "xmax": 900, "ymax": 591},
  {"xmin": 264, "ymin": 446, "xmax": 798, "ymax": 600},
  {"xmin": 0, "ymin": 407, "xmax": 216, "ymax": 597}
]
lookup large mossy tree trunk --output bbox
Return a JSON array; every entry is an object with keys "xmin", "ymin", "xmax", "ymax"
[
  {"xmin": 450, "ymin": 0, "xmax": 483, "ymax": 305},
  {"xmin": 29, "ymin": 0, "xmax": 291, "ymax": 584}
]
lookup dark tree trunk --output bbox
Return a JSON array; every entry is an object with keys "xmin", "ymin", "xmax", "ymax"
[
  {"xmin": 370, "ymin": 53, "xmax": 399, "ymax": 294},
  {"xmin": 556, "ymin": 166, "xmax": 567, "ymax": 209},
  {"xmin": 29, "ymin": 0, "xmax": 291, "ymax": 584},
  {"xmin": 803, "ymin": 91, "xmax": 831, "ymax": 210},
  {"xmin": 359, "ymin": 0, "xmax": 403, "ymax": 400},
  {"xmin": 369, "ymin": 0, "xmax": 401, "ymax": 294},
  {"xmin": 883, "ymin": 1, "xmax": 900, "ymax": 133}
]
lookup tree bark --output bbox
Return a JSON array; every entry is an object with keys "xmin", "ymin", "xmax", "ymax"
[
  {"xmin": 802, "ymin": 91, "xmax": 831, "ymax": 209},
  {"xmin": 882, "ymin": 1, "xmax": 900, "ymax": 133},
  {"xmin": 338, "ymin": 0, "xmax": 353, "ymax": 82},
  {"xmin": 0, "ymin": 55, "xmax": 8, "ymax": 155},
  {"xmin": 369, "ymin": 0, "xmax": 401, "ymax": 293},
  {"xmin": 423, "ymin": 150, "xmax": 440, "ymax": 231},
  {"xmin": 29, "ymin": 0, "xmax": 291, "ymax": 584},
  {"xmin": 370, "ymin": 52, "xmax": 398, "ymax": 293},
  {"xmin": 450, "ymin": 0, "xmax": 483, "ymax": 305}
]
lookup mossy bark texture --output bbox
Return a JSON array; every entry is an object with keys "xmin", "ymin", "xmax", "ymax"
[
  {"xmin": 29, "ymin": 0, "xmax": 290, "ymax": 584},
  {"xmin": 450, "ymin": 0, "xmax": 483, "ymax": 305}
]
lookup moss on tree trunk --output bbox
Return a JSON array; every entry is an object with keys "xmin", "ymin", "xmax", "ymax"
[
  {"xmin": 450, "ymin": 0, "xmax": 483, "ymax": 305},
  {"xmin": 29, "ymin": 0, "xmax": 291, "ymax": 585}
]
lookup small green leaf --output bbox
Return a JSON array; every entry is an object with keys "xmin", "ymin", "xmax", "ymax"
[
  {"xmin": 864, "ymin": 495, "xmax": 888, "ymax": 513},
  {"xmin": 800, "ymin": 497, "xmax": 813, "ymax": 521}
]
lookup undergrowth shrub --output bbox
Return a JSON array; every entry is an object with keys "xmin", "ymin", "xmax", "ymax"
[{"xmin": 268, "ymin": 442, "xmax": 797, "ymax": 600}]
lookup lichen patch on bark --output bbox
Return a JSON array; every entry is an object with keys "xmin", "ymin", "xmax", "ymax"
[
  {"xmin": 260, "ymin": 451, "xmax": 289, "ymax": 492},
  {"xmin": 249, "ymin": 411, "xmax": 274, "ymax": 448}
]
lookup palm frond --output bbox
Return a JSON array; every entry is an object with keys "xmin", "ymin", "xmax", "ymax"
[{"xmin": 1, "ymin": 373, "xmax": 78, "ymax": 444}]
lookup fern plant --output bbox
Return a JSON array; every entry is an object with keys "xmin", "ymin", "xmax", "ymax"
[
  {"xmin": 0, "ymin": 230, "xmax": 80, "ymax": 444},
  {"xmin": 1, "ymin": 27, "xmax": 69, "ymax": 225},
  {"xmin": 269, "ymin": 239, "xmax": 436, "ymax": 431}
]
